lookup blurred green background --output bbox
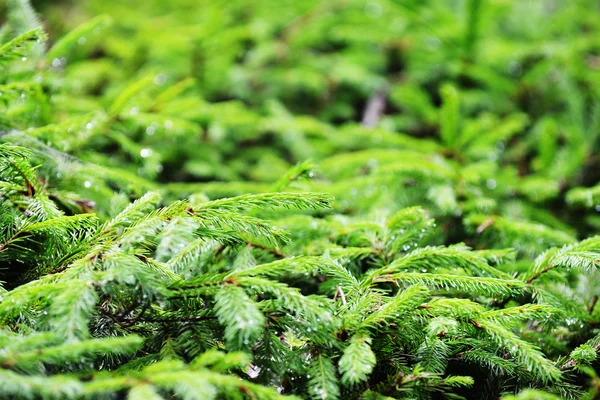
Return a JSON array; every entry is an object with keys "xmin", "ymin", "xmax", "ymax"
[{"xmin": 2, "ymin": 0, "xmax": 600, "ymax": 250}]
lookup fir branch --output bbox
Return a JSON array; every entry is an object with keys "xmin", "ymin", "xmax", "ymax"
[
  {"xmin": 46, "ymin": 14, "xmax": 112, "ymax": 62},
  {"xmin": 474, "ymin": 319, "xmax": 561, "ymax": 383},
  {"xmin": 214, "ymin": 284, "xmax": 265, "ymax": 348},
  {"xmin": 196, "ymin": 192, "xmax": 333, "ymax": 213},
  {"xmin": 308, "ymin": 354, "xmax": 340, "ymax": 400},
  {"xmin": 374, "ymin": 272, "xmax": 527, "ymax": 298},
  {"xmin": 0, "ymin": 28, "xmax": 46, "ymax": 64},
  {"xmin": 339, "ymin": 334, "xmax": 376, "ymax": 385}
]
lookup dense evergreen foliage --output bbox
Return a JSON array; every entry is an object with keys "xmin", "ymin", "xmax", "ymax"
[{"xmin": 1, "ymin": 0, "xmax": 600, "ymax": 398}]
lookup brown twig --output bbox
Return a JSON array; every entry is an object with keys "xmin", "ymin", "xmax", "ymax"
[
  {"xmin": 246, "ymin": 241, "xmax": 286, "ymax": 258},
  {"xmin": 361, "ymin": 86, "xmax": 388, "ymax": 128}
]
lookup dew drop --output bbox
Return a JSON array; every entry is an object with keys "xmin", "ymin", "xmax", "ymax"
[
  {"xmin": 508, "ymin": 60, "xmax": 522, "ymax": 77},
  {"xmin": 154, "ymin": 74, "xmax": 167, "ymax": 86},
  {"xmin": 364, "ymin": 2, "xmax": 383, "ymax": 18},
  {"xmin": 425, "ymin": 37, "xmax": 441, "ymax": 51}
]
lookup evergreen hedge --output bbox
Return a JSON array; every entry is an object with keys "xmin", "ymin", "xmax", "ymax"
[{"xmin": 1, "ymin": 0, "xmax": 600, "ymax": 398}]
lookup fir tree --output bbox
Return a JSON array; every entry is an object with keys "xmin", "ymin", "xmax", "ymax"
[{"xmin": 1, "ymin": 0, "xmax": 600, "ymax": 399}]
